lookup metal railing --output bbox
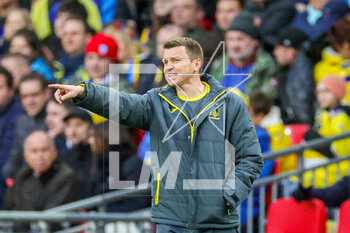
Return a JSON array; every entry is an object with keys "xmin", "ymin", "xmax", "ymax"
[{"xmin": 0, "ymin": 131, "xmax": 349, "ymax": 233}]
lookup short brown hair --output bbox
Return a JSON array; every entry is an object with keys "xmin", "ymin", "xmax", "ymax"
[
  {"xmin": 163, "ymin": 37, "xmax": 204, "ymax": 63},
  {"xmin": 249, "ymin": 91, "xmax": 272, "ymax": 116},
  {"xmin": 328, "ymin": 14, "xmax": 350, "ymax": 47}
]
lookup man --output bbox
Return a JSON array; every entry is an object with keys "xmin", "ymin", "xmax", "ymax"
[
  {"xmin": 273, "ymin": 27, "xmax": 315, "ymax": 125},
  {"xmin": 212, "ymin": 11, "xmax": 278, "ymax": 99},
  {"xmin": 50, "ymin": 37, "xmax": 263, "ymax": 232},
  {"xmin": 3, "ymin": 131, "xmax": 79, "ymax": 231},
  {"xmin": 56, "ymin": 16, "xmax": 93, "ymax": 82},
  {"xmin": 3, "ymin": 72, "xmax": 51, "ymax": 179},
  {"xmin": 61, "ymin": 107, "xmax": 94, "ymax": 198},
  {"xmin": 0, "ymin": 53, "xmax": 31, "ymax": 91}
]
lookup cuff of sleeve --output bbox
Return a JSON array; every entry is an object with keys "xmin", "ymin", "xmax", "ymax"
[{"xmin": 223, "ymin": 189, "xmax": 240, "ymax": 209}]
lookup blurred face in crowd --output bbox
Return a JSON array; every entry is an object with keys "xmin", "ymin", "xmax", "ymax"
[
  {"xmin": 248, "ymin": 106, "xmax": 264, "ymax": 126},
  {"xmin": 88, "ymin": 128, "xmax": 103, "ymax": 156},
  {"xmin": 9, "ymin": 35, "xmax": 34, "ymax": 58},
  {"xmin": 216, "ymin": 0, "xmax": 241, "ymax": 31},
  {"xmin": 309, "ymin": 0, "xmax": 330, "ymax": 10},
  {"xmin": 46, "ymin": 100, "xmax": 69, "ymax": 138},
  {"xmin": 162, "ymin": 45, "xmax": 201, "ymax": 87},
  {"xmin": 4, "ymin": 10, "xmax": 29, "ymax": 40},
  {"xmin": 65, "ymin": 117, "xmax": 91, "ymax": 145},
  {"xmin": 171, "ymin": 0, "xmax": 203, "ymax": 28},
  {"xmin": 24, "ymin": 131, "xmax": 57, "ymax": 175},
  {"xmin": 273, "ymin": 45, "xmax": 297, "ymax": 66},
  {"xmin": 85, "ymin": 52, "xmax": 111, "ymax": 80},
  {"xmin": 334, "ymin": 41, "xmax": 350, "ymax": 59},
  {"xmin": 154, "ymin": 0, "xmax": 174, "ymax": 17},
  {"xmin": 156, "ymin": 26, "xmax": 184, "ymax": 59},
  {"xmin": 19, "ymin": 80, "xmax": 50, "ymax": 117},
  {"xmin": 225, "ymin": 30, "xmax": 259, "ymax": 60},
  {"xmin": 54, "ymin": 12, "xmax": 70, "ymax": 38},
  {"xmin": 1, "ymin": 56, "xmax": 31, "ymax": 89},
  {"xmin": 61, "ymin": 19, "xmax": 91, "ymax": 56},
  {"xmin": 0, "ymin": 74, "xmax": 14, "ymax": 108},
  {"xmin": 317, "ymin": 89, "xmax": 339, "ymax": 109}
]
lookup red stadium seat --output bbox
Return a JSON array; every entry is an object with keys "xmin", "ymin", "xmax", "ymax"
[
  {"xmin": 266, "ymin": 198, "xmax": 327, "ymax": 233},
  {"xmin": 338, "ymin": 199, "xmax": 350, "ymax": 233},
  {"xmin": 284, "ymin": 124, "xmax": 310, "ymax": 145}
]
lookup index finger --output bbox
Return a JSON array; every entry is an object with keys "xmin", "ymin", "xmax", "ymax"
[{"xmin": 48, "ymin": 84, "xmax": 66, "ymax": 89}]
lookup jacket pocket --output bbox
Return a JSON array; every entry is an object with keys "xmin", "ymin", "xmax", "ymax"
[{"xmin": 155, "ymin": 172, "xmax": 161, "ymax": 206}]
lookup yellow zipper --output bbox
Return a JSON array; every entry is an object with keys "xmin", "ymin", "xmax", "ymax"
[
  {"xmin": 158, "ymin": 90, "xmax": 226, "ymax": 143},
  {"xmin": 155, "ymin": 172, "xmax": 161, "ymax": 205}
]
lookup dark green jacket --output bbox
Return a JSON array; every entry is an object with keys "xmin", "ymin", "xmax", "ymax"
[{"xmin": 73, "ymin": 74, "xmax": 263, "ymax": 229}]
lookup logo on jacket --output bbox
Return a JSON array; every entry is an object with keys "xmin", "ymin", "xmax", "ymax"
[{"xmin": 209, "ymin": 108, "xmax": 220, "ymax": 120}]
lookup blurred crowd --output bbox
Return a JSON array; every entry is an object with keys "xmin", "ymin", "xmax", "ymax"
[{"xmin": 0, "ymin": 0, "xmax": 350, "ymax": 231}]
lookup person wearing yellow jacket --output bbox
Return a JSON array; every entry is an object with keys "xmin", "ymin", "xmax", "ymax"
[
  {"xmin": 303, "ymin": 75, "xmax": 350, "ymax": 188},
  {"xmin": 314, "ymin": 15, "xmax": 350, "ymax": 104}
]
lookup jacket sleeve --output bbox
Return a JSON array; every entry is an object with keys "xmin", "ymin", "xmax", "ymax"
[
  {"xmin": 73, "ymin": 82, "xmax": 153, "ymax": 130},
  {"xmin": 223, "ymin": 97, "xmax": 264, "ymax": 208},
  {"xmin": 310, "ymin": 175, "xmax": 350, "ymax": 208}
]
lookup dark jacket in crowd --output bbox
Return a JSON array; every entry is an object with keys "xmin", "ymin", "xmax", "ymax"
[
  {"xmin": 3, "ymin": 160, "xmax": 79, "ymax": 231},
  {"xmin": 0, "ymin": 97, "xmax": 24, "ymax": 169},
  {"xmin": 2, "ymin": 107, "xmax": 47, "ymax": 178},
  {"xmin": 290, "ymin": 0, "xmax": 350, "ymax": 41},
  {"xmin": 93, "ymin": 145, "xmax": 151, "ymax": 212},
  {"xmin": 277, "ymin": 50, "xmax": 315, "ymax": 125},
  {"xmin": 293, "ymin": 175, "xmax": 350, "ymax": 208},
  {"xmin": 60, "ymin": 142, "xmax": 93, "ymax": 199}
]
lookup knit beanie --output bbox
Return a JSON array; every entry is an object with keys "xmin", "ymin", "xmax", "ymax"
[
  {"xmin": 317, "ymin": 75, "xmax": 346, "ymax": 101},
  {"xmin": 85, "ymin": 33, "xmax": 119, "ymax": 63},
  {"xmin": 227, "ymin": 11, "xmax": 259, "ymax": 40}
]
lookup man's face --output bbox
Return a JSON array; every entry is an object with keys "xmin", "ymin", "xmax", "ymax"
[
  {"xmin": 24, "ymin": 132, "xmax": 57, "ymax": 175},
  {"xmin": 316, "ymin": 89, "xmax": 339, "ymax": 109},
  {"xmin": 273, "ymin": 45, "xmax": 296, "ymax": 66},
  {"xmin": 9, "ymin": 36, "xmax": 34, "ymax": 58},
  {"xmin": 225, "ymin": 30, "xmax": 258, "ymax": 60},
  {"xmin": 4, "ymin": 11, "xmax": 28, "ymax": 39},
  {"xmin": 1, "ymin": 57, "xmax": 31, "ymax": 89},
  {"xmin": 65, "ymin": 117, "xmax": 91, "ymax": 145},
  {"xmin": 0, "ymin": 74, "xmax": 13, "ymax": 108},
  {"xmin": 216, "ymin": 0, "xmax": 241, "ymax": 31},
  {"xmin": 19, "ymin": 80, "xmax": 49, "ymax": 117},
  {"xmin": 46, "ymin": 101, "xmax": 69, "ymax": 137},
  {"xmin": 162, "ymin": 46, "xmax": 200, "ymax": 87},
  {"xmin": 156, "ymin": 27, "xmax": 184, "ymax": 59},
  {"xmin": 61, "ymin": 19, "xmax": 90, "ymax": 56},
  {"xmin": 171, "ymin": 0, "xmax": 199, "ymax": 28},
  {"xmin": 85, "ymin": 52, "xmax": 111, "ymax": 80}
]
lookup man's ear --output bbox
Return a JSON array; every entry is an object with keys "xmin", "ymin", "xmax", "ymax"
[{"xmin": 193, "ymin": 58, "xmax": 202, "ymax": 73}]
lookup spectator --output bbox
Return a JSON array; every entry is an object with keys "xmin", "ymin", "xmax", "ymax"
[
  {"xmin": 3, "ymin": 72, "xmax": 50, "ymax": 179},
  {"xmin": 9, "ymin": 29, "xmax": 55, "ymax": 82},
  {"xmin": 45, "ymin": 97, "xmax": 71, "ymax": 156},
  {"xmin": 70, "ymin": 33, "xmax": 133, "ymax": 93},
  {"xmin": 0, "ymin": 53, "xmax": 31, "ymax": 92},
  {"xmin": 171, "ymin": 0, "xmax": 212, "ymax": 56},
  {"xmin": 88, "ymin": 122, "xmax": 151, "ymax": 212},
  {"xmin": 55, "ymin": 16, "xmax": 93, "ymax": 82},
  {"xmin": 61, "ymin": 107, "xmax": 94, "ymax": 198},
  {"xmin": 150, "ymin": 0, "xmax": 174, "ymax": 35},
  {"xmin": 240, "ymin": 91, "xmax": 274, "ymax": 232},
  {"xmin": 293, "ymin": 175, "xmax": 350, "ymax": 207},
  {"xmin": 204, "ymin": 0, "xmax": 243, "ymax": 60},
  {"xmin": 273, "ymin": 27, "xmax": 315, "ymax": 125},
  {"xmin": 303, "ymin": 75, "xmax": 350, "ymax": 187},
  {"xmin": 30, "ymin": 0, "xmax": 101, "ymax": 42},
  {"xmin": 314, "ymin": 15, "xmax": 350, "ymax": 104},
  {"xmin": 0, "ymin": 0, "xmax": 19, "ymax": 34},
  {"xmin": 0, "ymin": 67, "xmax": 24, "ymax": 170},
  {"xmin": 3, "ymin": 130, "xmax": 79, "ymax": 231},
  {"xmin": 290, "ymin": 0, "xmax": 350, "ymax": 41},
  {"xmin": 245, "ymin": 0, "xmax": 296, "ymax": 51},
  {"xmin": 211, "ymin": 11, "xmax": 278, "ymax": 98}
]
